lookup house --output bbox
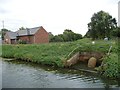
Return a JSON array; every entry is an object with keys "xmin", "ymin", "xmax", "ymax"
[{"xmin": 4, "ymin": 26, "xmax": 49, "ymax": 44}]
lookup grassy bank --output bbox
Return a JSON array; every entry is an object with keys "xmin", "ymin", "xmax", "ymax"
[{"xmin": 1, "ymin": 38, "xmax": 119, "ymax": 79}]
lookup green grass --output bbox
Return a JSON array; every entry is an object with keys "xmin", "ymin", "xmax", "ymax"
[
  {"xmin": 1, "ymin": 38, "xmax": 119, "ymax": 78},
  {"xmin": 2, "ymin": 42, "xmax": 77, "ymax": 67},
  {"xmin": 102, "ymin": 53, "xmax": 119, "ymax": 78}
]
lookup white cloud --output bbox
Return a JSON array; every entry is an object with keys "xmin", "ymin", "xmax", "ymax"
[{"xmin": 0, "ymin": 0, "xmax": 119, "ymax": 35}]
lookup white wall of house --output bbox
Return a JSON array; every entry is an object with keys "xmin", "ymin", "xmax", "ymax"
[{"xmin": 118, "ymin": 1, "xmax": 120, "ymax": 27}]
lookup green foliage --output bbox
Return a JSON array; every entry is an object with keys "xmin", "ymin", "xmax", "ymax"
[
  {"xmin": 19, "ymin": 27, "xmax": 26, "ymax": 30},
  {"xmin": 0, "ymin": 45, "xmax": 2, "ymax": 56},
  {"xmin": 50, "ymin": 29, "xmax": 82, "ymax": 42},
  {"xmin": 1, "ymin": 45, "xmax": 16, "ymax": 58},
  {"xmin": 102, "ymin": 53, "xmax": 119, "ymax": 78},
  {"xmin": 86, "ymin": 10, "xmax": 117, "ymax": 40},
  {"xmin": 1, "ymin": 28, "xmax": 10, "ymax": 40},
  {"xmin": 18, "ymin": 40, "xmax": 27, "ymax": 44},
  {"xmin": 2, "ymin": 42, "xmax": 77, "ymax": 67},
  {"xmin": 111, "ymin": 27, "xmax": 120, "ymax": 37},
  {"xmin": 50, "ymin": 35, "xmax": 64, "ymax": 42},
  {"xmin": 2, "ymin": 38, "xmax": 119, "ymax": 78},
  {"xmin": 49, "ymin": 32, "xmax": 54, "ymax": 41},
  {"xmin": 14, "ymin": 53, "xmax": 25, "ymax": 60}
]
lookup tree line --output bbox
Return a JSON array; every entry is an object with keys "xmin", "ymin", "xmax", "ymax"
[{"xmin": 49, "ymin": 29, "xmax": 82, "ymax": 42}]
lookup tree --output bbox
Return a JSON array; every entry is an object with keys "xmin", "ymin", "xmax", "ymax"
[
  {"xmin": 73, "ymin": 33, "xmax": 82, "ymax": 40},
  {"xmin": 111, "ymin": 27, "xmax": 120, "ymax": 38},
  {"xmin": 86, "ymin": 10, "xmax": 117, "ymax": 40},
  {"xmin": 50, "ymin": 35, "xmax": 64, "ymax": 42},
  {"xmin": 49, "ymin": 29, "xmax": 82, "ymax": 42},
  {"xmin": 49, "ymin": 32, "xmax": 54, "ymax": 42},
  {"xmin": 19, "ymin": 27, "xmax": 26, "ymax": 30},
  {"xmin": 63, "ymin": 29, "xmax": 82, "ymax": 41},
  {"xmin": 63, "ymin": 29, "xmax": 74, "ymax": 41},
  {"xmin": 1, "ymin": 28, "xmax": 10, "ymax": 40}
]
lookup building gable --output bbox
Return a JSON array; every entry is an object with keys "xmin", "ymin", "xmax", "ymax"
[{"xmin": 34, "ymin": 26, "xmax": 49, "ymax": 44}]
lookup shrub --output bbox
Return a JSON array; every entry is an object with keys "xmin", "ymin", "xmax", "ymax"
[
  {"xmin": 101, "ymin": 53, "xmax": 119, "ymax": 78},
  {"xmin": 18, "ymin": 40, "xmax": 27, "ymax": 44}
]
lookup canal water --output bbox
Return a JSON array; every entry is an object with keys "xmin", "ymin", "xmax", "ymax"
[{"xmin": 1, "ymin": 59, "xmax": 119, "ymax": 88}]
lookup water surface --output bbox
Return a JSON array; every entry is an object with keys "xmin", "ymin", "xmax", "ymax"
[{"xmin": 1, "ymin": 59, "xmax": 119, "ymax": 88}]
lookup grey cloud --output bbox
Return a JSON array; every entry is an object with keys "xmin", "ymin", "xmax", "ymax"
[
  {"xmin": 0, "ymin": 8, "xmax": 9, "ymax": 14},
  {"xmin": 0, "ymin": 0, "xmax": 12, "ymax": 14},
  {"xmin": 0, "ymin": 0, "xmax": 12, "ymax": 4}
]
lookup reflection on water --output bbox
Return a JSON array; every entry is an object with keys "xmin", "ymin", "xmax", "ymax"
[{"xmin": 1, "ymin": 59, "xmax": 119, "ymax": 88}]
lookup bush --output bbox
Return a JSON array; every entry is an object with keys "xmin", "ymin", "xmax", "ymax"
[
  {"xmin": 101, "ymin": 53, "xmax": 119, "ymax": 78},
  {"xmin": 18, "ymin": 40, "xmax": 27, "ymax": 44}
]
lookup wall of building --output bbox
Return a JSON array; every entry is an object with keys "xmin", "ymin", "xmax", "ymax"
[
  {"xmin": 34, "ymin": 27, "xmax": 49, "ymax": 44},
  {"xmin": 18, "ymin": 35, "xmax": 34, "ymax": 44},
  {"xmin": 11, "ymin": 39, "xmax": 16, "ymax": 44}
]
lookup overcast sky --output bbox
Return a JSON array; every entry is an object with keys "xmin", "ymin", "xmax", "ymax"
[{"xmin": 0, "ymin": 0, "xmax": 119, "ymax": 36}]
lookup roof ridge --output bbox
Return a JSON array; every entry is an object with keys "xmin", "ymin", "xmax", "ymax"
[
  {"xmin": 15, "ymin": 26, "xmax": 41, "ymax": 36},
  {"xmin": 16, "ymin": 26, "xmax": 41, "ymax": 31},
  {"xmin": 7, "ymin": 31, "xmax": 15, "ymax": 33}
]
